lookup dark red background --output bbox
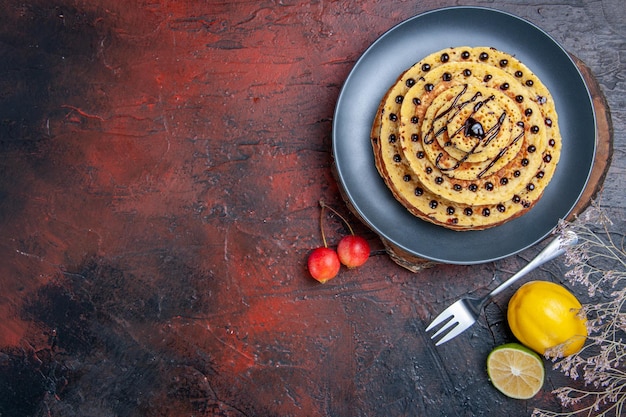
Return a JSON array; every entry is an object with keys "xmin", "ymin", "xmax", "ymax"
[{"xmin": 0, "ymin": 1, "xmax": 623, "ymax": 416}]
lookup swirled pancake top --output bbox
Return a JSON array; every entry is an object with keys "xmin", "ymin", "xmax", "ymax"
[{"xmin": 371, "ymin": 46, "xmax": 561, "ymax": 230}]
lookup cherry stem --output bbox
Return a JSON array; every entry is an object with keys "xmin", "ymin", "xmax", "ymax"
[
  {"xmin": 319, "ymin": 200, "xmax": 355, "ymax": 236},
  {"xmin": 319, "ymin": 203, "xmax": 329, "ymax": 248}
]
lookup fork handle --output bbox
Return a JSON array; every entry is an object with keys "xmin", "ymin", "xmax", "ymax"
[{"xmin": 487, "ymin": 231, "xmax": 578, "ymax": 299}]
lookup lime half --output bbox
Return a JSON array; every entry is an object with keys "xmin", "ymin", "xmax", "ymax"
[{"xmin": 487, "ymin": 343, "xmax": 545, "ymax": 399}]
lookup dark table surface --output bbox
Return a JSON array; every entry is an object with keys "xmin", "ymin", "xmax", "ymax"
[{"xmin": 0, "ymin": 1, "xmax": 624, "ymax": 416}]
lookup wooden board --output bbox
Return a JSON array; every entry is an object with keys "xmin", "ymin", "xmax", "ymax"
[{"xmin": 338, "ymin": 56, "xmax": 613, "ymax": 272}]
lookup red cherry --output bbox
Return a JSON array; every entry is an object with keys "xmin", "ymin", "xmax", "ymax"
[
  {"xmin": 337, "ymin": 235, "xmax": 370, "ymax": 268},
  {"xmin": 307, "ymin": 247, "xmax": 340, "ymax": 283}
]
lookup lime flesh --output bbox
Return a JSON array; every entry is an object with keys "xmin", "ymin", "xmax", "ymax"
[{"xmin": 487, "ymin": 343, "xmax": 545, "ymax": 399}]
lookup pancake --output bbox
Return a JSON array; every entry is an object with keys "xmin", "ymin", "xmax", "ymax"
[{"xmin": 371, "ymin": 46, "xmax": 561, "ymax": 230}]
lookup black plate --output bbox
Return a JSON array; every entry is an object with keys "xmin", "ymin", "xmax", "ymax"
[{"xmin": 332, "ymin": 6, "xmax": 596, "ymax": 264}]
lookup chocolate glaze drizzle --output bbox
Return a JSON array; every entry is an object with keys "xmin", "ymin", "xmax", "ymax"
[{"xmin": 420, "ymin": 84, "xmax": 521, "ymax": 179}]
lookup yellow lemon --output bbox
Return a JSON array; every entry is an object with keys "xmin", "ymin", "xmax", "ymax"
[{"xmin": 507, "ymin": 281, "xmax": 587, "ymax": 357}]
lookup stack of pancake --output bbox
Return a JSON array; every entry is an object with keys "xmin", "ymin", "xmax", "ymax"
[{"xmin": 371, "ymin": 46, "xmax": 561, "ymax": 230}]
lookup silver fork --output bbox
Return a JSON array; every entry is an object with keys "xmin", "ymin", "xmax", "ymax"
[{"xmin": 425, "ymin": 231, "xmax": 578, "ymax": 346}]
